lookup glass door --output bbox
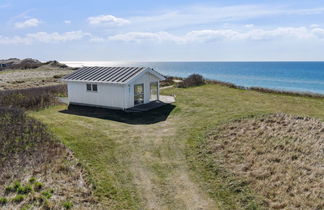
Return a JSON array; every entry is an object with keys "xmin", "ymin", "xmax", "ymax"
[
  {"xmin": 134, "ymin": 84, "xmax": 144, "ymax": 105},
  {"xmin": 150, "ymin": 82, "xmax": 158, "ymax": 101}
]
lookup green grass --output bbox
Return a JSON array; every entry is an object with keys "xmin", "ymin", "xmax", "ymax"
[{"xmin": 30, "ymin": 84, "xmax": 324, "ymax": 209}]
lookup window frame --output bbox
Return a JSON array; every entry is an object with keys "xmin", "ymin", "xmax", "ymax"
[
  {"xmin": 92, "ymin": 84, "xmax": 98, "ymax": 92},
  {"xmin": 86, "ymin": 83, "xmax": 98, "ymax": 92}
]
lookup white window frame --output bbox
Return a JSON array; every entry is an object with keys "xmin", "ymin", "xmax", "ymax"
[{"xmin": 86, "ymin": 83, "xmax": 98, "ymax": 92}]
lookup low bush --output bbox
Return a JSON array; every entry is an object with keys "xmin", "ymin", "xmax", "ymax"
[
  {"xmin": 34, "ymin": 182, "xmax": 43, "ymax": 192},
  {"xmin": 12, "ymin": 195, "xmax": 25, "ymax": 203},
  {"xmin": 178, "ymin": 74, "xmax": 205, "ymax": 88},
  {"xmin": 29, "ymin": 177, "xmax": 36, "ymax": 184},
  {"xmin": 4, "ymin": 185, "xmax": 15, "ymax": 194},
  {"xmin": 63, "ymin": 201, "xmax": 73, "ymax": 209},
  {"xmin": 0, "ymin": 84, "xmax": 67, "ymax": 110},
  {"xmin": 0, "ymin": 197, "xmax": 8, "ymax": 205},
  {"xmin": 13, "ymin": 181, "xmax": 21, "ymax": 191},
  {"xmin": 17, "ymin": 185, "xmax": 32, "ymax": 194},
  {"xmin": 41, "ymin": 190, "xmax": 53, "ymax": 199}
]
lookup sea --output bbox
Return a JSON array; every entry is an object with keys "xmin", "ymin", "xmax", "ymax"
[{"xmin": 62, "ymin": 61, "xmax": 324, "ymax": 94}]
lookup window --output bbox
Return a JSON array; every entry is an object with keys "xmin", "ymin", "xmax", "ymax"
[
  {"xmin": 86, "ymin": 84, "xmax": 92, "ymax": 91},
  {"xmin": 86, "ymin": 84, "xmax": 98, "ymax": 92},
  {"xmin": 92, "ymin": 84, "xmax": 98, "ymax": 92}
]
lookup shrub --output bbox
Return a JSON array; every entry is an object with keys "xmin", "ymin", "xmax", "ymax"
[
  {"xmin": 53, "ymin": 74, "xmax": 64, "ymax": 79},
  {"xmin": 178, "ymin": 74, "xmax": 205, "ymax": 88},
  {"xmin": 5, "ymin": 185, "xmax": 15, "ymax": 194},
  {"xmin": 17, "ymin": 185, "xmax": 32, "ymax": 194},
  {"xmin": 41, "ymin": 190, "xmax": 53, "ymax": 199},
  {"xmin": 12, "ymin": 195, "xmax": 25, "ymax": 203},
  {"xmin": 34, "ymin": 182, "xmax": 43, "ymax": 191},
  {"xmin": 63, "ymin": 201, "xmax": 73, "ymax": 209},
  {"xmin": 0, "ymin": 197, "xmax": 8, "ymax": 205},
  {"xmin": 29, "ymin": 177, "xmax": 36, "ymax": 184},
  {"xmin": 13, "ymin": 181, "xmax": 21, "ymax": 191}
]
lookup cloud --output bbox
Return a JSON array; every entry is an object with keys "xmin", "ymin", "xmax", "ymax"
[
  {"xmin": 0, "ymin": 3, "xmax": 10, "ymax": 8},
  {"xmin": 2, "ymin": 26, "xmax": 324, "ymax": 45},
  {"xmin": 87, "ymin": 15, "xmax": 130, "ymax": 26},
  {"xmin": 64, "ymin": 20, "xmax": 71, "ymax": 24},
  {"xmin": 108, "ymin": 32, "xmax": 183, "ymax": 43},
  {"xmin": 14, "ymin": 18, "xmax": 40, "ymax": 29},
  {"xmin": 126, "ymin": 5, "xmax": 324, "ymax": 31},
  {"xmin": 107, "ymin": 26, "xmax": 324, "ymax": 44},
  {"xmin": 0, "ymin": 31, "xmax": 90, "ymax": 44},
  {"xmin": 245, "ymin": 24, "xmax": 254, "ymax": 28}
]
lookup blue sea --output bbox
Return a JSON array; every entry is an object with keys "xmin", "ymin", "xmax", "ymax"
[{"xmin": 63, "ymin": 61, "xmax": 324, "ymax": 94}]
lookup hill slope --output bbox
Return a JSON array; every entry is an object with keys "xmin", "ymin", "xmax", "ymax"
[
  {"xmin": 0, "ymin": 107, "xmax": 98, "ymax": 209},
  {"xmin": 31, "ymin": 84, "xmax": 324, "ymax": 209}
]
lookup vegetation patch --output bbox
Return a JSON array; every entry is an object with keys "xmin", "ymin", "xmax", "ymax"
[
  {"xmin": 178, "ymin": 74, "xmax": 205, "ymax": 88},
  {"xmin": 202, "ymin": 113, "xmax": 324, "ymax": 209},
  {"xmin": 0, "ymin": 84, "xmax": 66, "ymax": 109},
  {"xmin": 0, "ymin": 107, "xmax": 98, "ymax": 209}
]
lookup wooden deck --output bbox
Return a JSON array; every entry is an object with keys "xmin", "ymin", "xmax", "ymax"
[{"xmin": 126, "ymin": 96, "xmax": 175, "ymax": 112}]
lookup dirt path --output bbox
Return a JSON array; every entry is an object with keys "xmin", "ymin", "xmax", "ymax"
[{"xmin": 127, "ymin": 117, "xmax": 218, "ymax": 210}]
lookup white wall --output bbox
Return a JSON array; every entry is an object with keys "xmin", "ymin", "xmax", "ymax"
[
  {"xmin": 67, "ymin": 71, "xmax": 161, "ymax": 109},
  {"xmin": 67, "ymin": 82, "xmax": 126, "ymax": 109},
  {"xmin": 126, "ymin": 72, "xmax": 160, "ymax": 108}
]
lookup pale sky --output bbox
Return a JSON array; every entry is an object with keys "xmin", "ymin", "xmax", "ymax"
[{"xmin": 1, "ymin": 0, "xmax": 324, "ymax": 61}]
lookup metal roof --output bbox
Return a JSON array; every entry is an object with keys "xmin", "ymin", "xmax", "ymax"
[{"xmin": 62, "ymin": 66, "xmax": 159, "ymax": 84}]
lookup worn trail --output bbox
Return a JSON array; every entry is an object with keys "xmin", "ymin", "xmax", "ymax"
[{"xmin": 127, "ymin": 117, "xmax": 217, "ymax": 210}]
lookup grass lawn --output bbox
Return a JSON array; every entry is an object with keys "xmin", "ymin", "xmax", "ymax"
[{"xmin": 30, "ymin": 84, "xmax": 324, "ymax": 209}]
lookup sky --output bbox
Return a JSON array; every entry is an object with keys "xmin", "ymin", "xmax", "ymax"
[{"xmin": 1, "ymin": 0, "xmax": 324, "ymax": 61}]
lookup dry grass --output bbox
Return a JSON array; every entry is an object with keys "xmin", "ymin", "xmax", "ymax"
[
  {"xmin": 0, "ymin": 107, "xmax": 98, "ymax": 209},
  {"xmin": 204, "ymin": 113, "xmax": 324, "ymax": 209},
  {"xmin": 0, "ymin": 66, "xmax": 73, "ymax": 90},
  {"xmin": 0, "ymin": 85, "xmax": 67, "ymax": 110}
]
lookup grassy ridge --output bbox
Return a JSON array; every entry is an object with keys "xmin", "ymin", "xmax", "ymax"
[{"xmin": 161, "ymin": 84, "xmax": 324, "ymax": 209}]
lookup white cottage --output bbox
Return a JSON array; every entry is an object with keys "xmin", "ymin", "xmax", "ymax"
[{"xmin": 62, "ymin": 66, "xmax": 165, "ymax": 110}]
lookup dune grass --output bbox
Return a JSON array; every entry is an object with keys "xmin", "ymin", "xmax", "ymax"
[{"xmin": 30, "ymin": 84, "xmax": 324, "ymax": 209}]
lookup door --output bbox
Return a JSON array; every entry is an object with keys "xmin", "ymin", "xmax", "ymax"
[
  {"xmin": 134, "ymin": 84, "xmax": 144, "ymax": 105},
  {"xmin": 150, "ymin": 82, "xmax": 158, "ymax": 101}
]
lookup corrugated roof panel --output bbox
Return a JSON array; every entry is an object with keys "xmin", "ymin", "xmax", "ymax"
[
  {"xmin": 109, "ymin": 67, "xmax": 134, "ymax": 82},
  {"xmin": 100, "ymin": 67, "xmax": 123, "ymax": 82},
  {"xmin": 121, "ymin": 68, "xmax": 143, "ymax": 83},
  {"xmin": 117, "ymin": 67, "xmax": 143, "ymax": 83},
  {"xmin": 62, "ymin": 66, "xmax": 152, "ymax": 84}
]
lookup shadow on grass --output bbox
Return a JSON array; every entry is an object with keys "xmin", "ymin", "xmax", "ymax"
[{"xmin": 59, "ymin": 104, "xmax": 176, "ymax": 125}]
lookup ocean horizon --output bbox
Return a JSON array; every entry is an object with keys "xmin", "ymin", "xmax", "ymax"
[{"xmin": 62, "ymin": 61, "xmax": 324, "ymax": 94}]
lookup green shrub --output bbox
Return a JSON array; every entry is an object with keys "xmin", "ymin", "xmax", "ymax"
[
  {"xmin": 13, "ymin": 181, "xmax": 21, "ymax": 190},
  {"xmin": 0, "ymin": 197, "xmax": 8, "ymax": 205},
  {"xmin": 34, "ymin": 182, "xmax": 43, "ymax": 191},
  {"xmin": 29, "ymin": 177, "xmax": 36, "ymax": 184},
  {"xmin": 21, "ymin": 204, "xmax": 32, "ymax": 210},
  {"xmin": 17, "ymin": 185, "xmax": 32, "ymax": 194},
  {"xmin": 63, "ymin": 201, "xmax": 73, "ymax": 209},
  {"xmin": 178, "ymin": 74, "xmax": 205, "ymax": 88},
  {"xmin": 12, "ymin": 195, "xmax": 24, "ymax": 203},
  {"xmin": 4, "ymin": 185, "xmax": 15, "ymax": 193},
  {"xmin": 41, "ymin": 190, "xmax": 52, "ymax": 199}
]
